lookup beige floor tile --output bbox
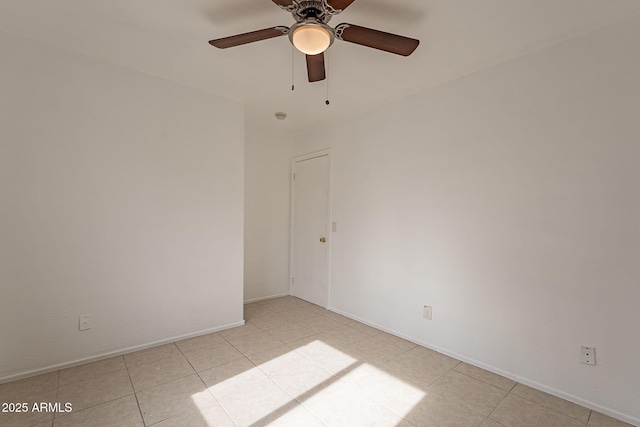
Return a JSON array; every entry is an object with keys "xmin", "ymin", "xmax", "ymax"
[
  {"xmin": 588, "ymin": 411, "xmax": 635, "ymax": 427},
  {"xmin": 347, "ymin": 320, "xmax": 384, "ymax": 336},
  {"xmin": 490, "ymin": 394, "xmax": 584, "ymax": 427},
  {"xmin": 254, "ymin": 403, "xmax": 325, "ymax": 427},
  {"xmin": 338, "ymin": 362, "xmax": 427, "ymax": 418},
  {"xmin": 270, "ymin": 358, "xmax": 336, "ymax": 398},
  {"xmin": 52, "ymin": 395, "xmax": 143, "ymax": 427},
  {"xmin": 248, "ymin": 313, "xmax": 291, "ymax": 331},
  {"xmin": 59, "ymin": 356, "xmax": 126, "ymax": 387},
  {"xmin": 136, "ymin": 374, "xmax": 215, "ymax": 426},
  {"xmin": 218, "ymin": 322, "xmax": 261, "ymax": 340},
  {"xmin": 347, "ymin": 336, "xmax": 409, "ymax": 365},
  {"xmin": 409, "ymin": 346, "xmax": 461, "ymax": 369},
  {"xmin": 4, "ymin": 297, "xmax": 619, "ymax": 427},
  {"xmin": 0, "ymin": 387, "xmax": 57, "ymax": 427},
  {"xmin": 300, "ymin": 379, "xmax": 408, "ymax": 427},
  {"xmin": 319, "ymin": 310, "xmax": 353, "ymax": 325},
  {"xmin": 244, "ymin": 303, "xmax": 274, "ymax": 319},
  {"xmin": 511, "ymin": 383, "xmax": 590, "ymax": 423},
  {"xmin": 289, "ymin": 297, "xmax": 318, "ymax": 309},
  {"xmin": 198, "ymin": 357, "xmax": 268, "ymax": 398},
  {"xmin": 403, "ymin": 390, "xmax": 487, "ymax": 427},
  {"xmin": 454, "ymin": 363, "xmax": 516, "ymax": 392},
  {"xmin": 375, "ymin": 332, "xmax": 418, "ymax": 351},
  {"xmin": 0, "ymin": 371, "xmax": 59, "ymax": 401},
  {"xmin": 182, "ymin": 341, "xmax": 244, "ymax": 372},
  {"xmin": 151, "ymin": 399, "xmax": 235, "ymax": 427},
  {"xmin": 429, "ymin": 370, "xmax": 507, "ymax": 416},
  {"xmin": 225, "ymin": 331, "xmax": 284, "ymax": 356},
  {"xmin": 217, "ymin": 378, "xmax": 295, "ymax": 426},
  {"xmin": 279, "ymin": 307, "xmax": 317, "ymax": 322},
  {"xmin": 266, "ymin": 323, "xmax": 317, "ymax": 344},
  {"xmin": 123, "ymin": 343, "xmax": 181, "ymax": 368},
  {"xmin": 302, "ymin": 303, "xmax": 332, "ymax": 316},
  {"xmin": 56, "ymin": 369, "xmax": 133, "ymax": 415},
  {"xmin": 247, "ymin": 346, "xmax": 310, "ymax": 377},
  {"xmin": 297, "ymin": 315, "xmax": 344, "ymax": 333},
  {"xmin": 384, "ymin": 348, "xmax": 453, "ymax": 387},
  {"xmin": 288, "ymin": 296, "xmax": 316, "ymax": 307},
  {"xmin": 291, "ymin": 296, "xmax": 313, "ymax": 306},
  {"xmin": 318, "ymin": 325, "xmax": 372, "ymax": 348},
  {"xmin": 258, "ymin": 297, "xmax": 302, "ymax": 312},
  {"xmin": 293, "ymin": 339, "xmax": 360, "ymax": 376},
  {"xmin": 175, "ymin": 332, "xmax": 225, "ymax": 353},
  {"xmin": 128, "ymin": 353, "xmax": 194, "ymax": 392},
  {"xmin": 287, "ymin": 334, "xmax": 323, "ymax": 348}
]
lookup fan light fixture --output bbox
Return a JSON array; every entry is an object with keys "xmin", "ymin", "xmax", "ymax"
[
  {"xmin": 290, "ymin": 21, "xmax": 334, "ymax": 55},
  {"xmin": 208, "ymin": 0, "xmax": 421, "ymax": 85}
]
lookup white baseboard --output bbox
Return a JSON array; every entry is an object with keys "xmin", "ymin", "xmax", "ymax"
[
  {"xmin": 0, "ymin": 320, "xmax": 245, "ymax": 385},
  {"xmin": 328, "ymin": 306, "xmax": 640, "ymax": 427},
  {"xmin": 244, "ymin": 292, "xmax": 290, "ymax": 304}
]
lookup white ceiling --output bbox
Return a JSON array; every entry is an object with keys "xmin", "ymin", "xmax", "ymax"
[{"xmin": 2, "ymin": 0, "xmax": 639, "ymax": 134}]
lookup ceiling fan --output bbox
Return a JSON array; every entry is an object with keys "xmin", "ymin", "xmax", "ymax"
[{"xmin": 208, "ymin": 0, "xmax": 420, "ymax": 83}]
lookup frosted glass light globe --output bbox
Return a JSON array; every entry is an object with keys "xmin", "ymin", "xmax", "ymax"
[{"xmin": 292, "ymin": 25, "xmax": 332, "ymax": 55}]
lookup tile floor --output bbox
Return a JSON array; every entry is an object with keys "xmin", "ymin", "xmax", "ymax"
[{"xmin": 0, "ymin": 296, "xmax": 635, "ymax": 427}]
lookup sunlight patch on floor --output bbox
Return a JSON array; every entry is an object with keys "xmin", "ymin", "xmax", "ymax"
[
  {"xmin": 340, "ymin": 363, "xmax": 426, "ymax": 418},
  {"xmin": 191, "ymin": 339, "xmax": 425, "ymax": 425}
]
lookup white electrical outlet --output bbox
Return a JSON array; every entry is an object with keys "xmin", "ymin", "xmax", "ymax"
[
  {"xmin": 581, "ymin": 346, "xmax": 596, "ymax": 365},
  {"xmin": 79, "ymin": 315, "xmax": 91, "ymax": 331},
  {"xmin": 423, "ymin": 305, "xmax": 432, "ymax": 320}
]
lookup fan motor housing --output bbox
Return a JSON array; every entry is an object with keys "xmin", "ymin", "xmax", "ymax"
[{"xmin": 289, "ymin": 1, "xmax": 336, "ymax": 23}]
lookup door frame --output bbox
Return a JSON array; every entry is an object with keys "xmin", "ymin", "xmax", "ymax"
[{"xmin": 289, "ymin": 148, "xmax": 333, "ymax": 309}]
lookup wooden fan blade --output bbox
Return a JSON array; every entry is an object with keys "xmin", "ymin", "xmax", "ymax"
[
  {"xmin": 336, "ymin": 23, "xmax": 419, "ymax": 56},
  {"xmin": 209, "ymin": 27, "xmax": 288, "ymax": 49},
  {"xmin": 306, "ymin": 53, "xmax": 326, "ymax": 82},
  {"xmin": 327, "ymin": 0, "xmax": 357, "ymax": 11},
  {"xmin": 271, "ymin": 0, "xmax": 295, "ymax": 7}
]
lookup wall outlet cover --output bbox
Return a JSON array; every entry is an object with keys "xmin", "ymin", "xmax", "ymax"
[
  {"xmin": 581, "ymin": 346, "xmax": 596, "ymax": 365},
  {"xmin": 79, "ymin": 315, "xmax": 91, "ymax": 331}
]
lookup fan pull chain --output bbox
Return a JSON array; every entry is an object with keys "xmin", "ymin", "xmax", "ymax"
[
  {"xmin": 325, "ymin": 50, "xmax": 330, "ymax": 105},
  {"xmin": 291, "ymin": 44, "xmax": 295, "ymax": 91}
]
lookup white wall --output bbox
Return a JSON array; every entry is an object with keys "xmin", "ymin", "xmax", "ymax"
[
  {"xmin": 244, "ymin": 126, "xmax": 293, "ymax": 302},
  {"xmin": 293, "ymin": 16, "xmax": 640, "ymax": 423},
  {"xmin": 0, "ymin": 31, "xmax": 245, "ymax": 380}
]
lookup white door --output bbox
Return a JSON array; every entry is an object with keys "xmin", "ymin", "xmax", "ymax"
[{"xmin": 291, "ymin": 153, "xmax": 330, "ymax": 308}]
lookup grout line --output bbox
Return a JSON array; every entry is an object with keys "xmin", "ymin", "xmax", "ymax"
[
  {"xmin": 58, "ymin": 359, "xmax": 128, "ymax": 389},
  {"xmin": 193, "ymin": 370, "xmax": 238, "ymax": 427},
  {"xmin": 52, "ymin": 369, "xmax": 61, "ymax": 423},
  {"xmin": 172, "ymin": 339, "xmax": 239, "ymax": 426},
  {"xmin": 507, "ymin": 389, "xmax": 590, "ymax": 424},
  {"xmin": 52, "ymin": 365, "xmax": 135, "ymax": 422},
  {"xmin": 451, "ymin": 368, "xmax": 514, "ymax": 394},
  {"xmin": 249, "ymin": 356, "xmax": 320, "ymax": 422},
  {"xmin": 53, "ymin": 393, "xmax": 137, "ymax": 423},
  {"xmin": 485, "ymin": 387, "xmax": 508, "ymax": 425},
  {"xmin": 122, "ymin": 356, "xmax": 146, "ymax": 426}
]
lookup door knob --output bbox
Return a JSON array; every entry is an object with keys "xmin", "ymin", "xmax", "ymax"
[{"xmin": 319, "ymin": 237, "xmax": 326, "ymax": 243}]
